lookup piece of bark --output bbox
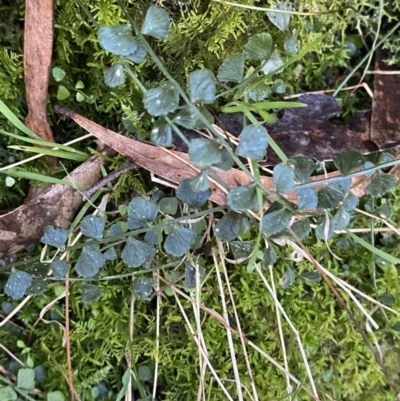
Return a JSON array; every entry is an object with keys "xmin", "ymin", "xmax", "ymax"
[
  {"xmin": 0, "ymin": 147, "xmax": 115, "ymax": 258},
  {"xmin": 54, "ymin": 106, "xmax": 375, "ymax": 208},
  {"xmin": 218, "ymin": 94, "xmax": 376, "ymax": 165},
  {"xmin": 23, "ymin": 0, "xmax": 56, "ymax": 200},
  {"xmin": 24, "ymin": 0, "xmax": 55, "ymax": 167},
  {"xmin": 370, "ymin": 47, "xmax": 400, "ymax": 149}
]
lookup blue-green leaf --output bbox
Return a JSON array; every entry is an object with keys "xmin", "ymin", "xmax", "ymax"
[
  {"xmin": 121, "ymin": 237, "xmax": 153, "ymax": 268},
  {"xmin": 125, "ymin": 42, "xmax": 147, "ymax": 63},
  {"xmin": 261, "ymin": 49, "xmax": 284, "ymax": 74},
  {"xmin": 227, "ymin": 184, "xmax": 259, "ymax": 211},
  {"xmin": 217, "ymin": 53, "xmax": 245, "ymax": 83},
  {"xmin": 333, "ymin": 150, "xmax": 364, "ymax": 175},
  {"xmin": 81, "ymin": 215, "xmax": 106, "ymax": 240},
  {"xmin": 138, "ymin": 365, "xmax": 153, "ymax": 382},
  {"xmin": 188, "ymin": 69, "xmax": 216, "ymax": 104},
  {"xmin": 173, "ymin": 105, "xmax": 214, "ymax": 129},
  {"xmin": 176, "ymin": 179, "xmax": 211, "ymax": 208},
  {"xmin": 231, "ymin": 241, "xmax": 253, "ymax": 259},
  {"xmin": 374, "ymin": 204, "xmax": 391, "ymax": 219},
  {"xmin": 151, "ymin": 119, "xmax": 172, "ymax": 147},
  {"xmin": 280, "ymin": 267, "xmax": 295, "ymax": 289},
  {"xmin": 263, "ymin": 246, "xmax": 277, "ymax": 267},
  {"xmin": 98, "ymin": 25, "xmax": 137, "ymax": 56},
  {"xmin": 274, "ymin": 163, "xmax": 295, "ymax": 194},
  {"xmin": 159, "ymin": 197, "xmax": 178, "ymax": 214},
  {"xmin": 144, "ymin": 229, "xmax": 158, "ymax": 245},
  {"xmin": 365, "ymin": 173, "xmax": 396, "ymax": 198},
  {"xmin": 188, "ymin": 138, "xmax": 221, "ymax": 166},
  {"xmin": 318, "ymin": 183, "xmax": 345, "ymax": 209},
  {"xmin": 75, "ymin": 245, "xmax": 106, "ymax": 278},
  {"xmin": 190, "ymin": 170, "xmax": 210, "ymax": 192},
  {"xmin": 290, "ymin": 218, "xmax": 311, "ymax": 239},
  {"xmin": 0, "ymin": 386, "xmax": 17, "ymax": 400},
  {"xmin": 336, "ymin": 178, "xmax": 352, "ymax": 193},
  {"xmin": 173, "ymin": 105, "xmax": 214, "ymax": 130},
  {"xmin": 104, "ymin": 64, "xmax": 125, "ymax": 88},
  {"xmin": 193, "ymin": 105, "xmax": 215, "ymax": 129},
  {"xmin": 140, "ymin": 6, "xmax": 170, "ymax": 40},
  {"xmin": 361, "ymin": 161, "xmax": 375, "ymax": 177},
  {"xmin": 164, "ymin": 226, "xmax": 196, "ymax": 257},
  {"xmin": 41, "ymin": 226, "xmax": 68, "ymax": 250},
  {"xmin": 143, "ymin": 247, "xmax": 156, "ymax": 269},
  {"xmin": 267, "ymin": 2, "xmax": 292, "ymax": 31},
  {"xmin": 213, "ymin": 148, "xmax": 234, "ymax": 171},
  {"xmin": 17, "ymin": 368, "xmax": 35, "ymax": 390},
  {"xmin": 284, "ymin": 32, "xmax": 298, "ymax": 55},
  {"xmin": 104, "ymin": 247, "xmax": 117, "ymax": 261},
  {"xmin": 301, "ymin": 271, "xmax": 321, "ymax": 283},
  {"xmin": 184, "ymin": 262, "xmax": 205, "ymax": 288},
  {"xmin": 332, "ymin": 207, "xmax": 351, "ymax": 228},
  {"xmin": 144, "ymin": 82, "xmax": 179, "ymax": 116},
  {"xmin": 109, "ymin": 223, "xmax": 125, "ymax": 237},
  {"xmin": 120, "ymin": 117, "xmax": 135, "ymax": 133},
  {"xmin": 244, "ymin": 33, "xmax": 272, "ymax": 60},
  {"xmin": 173, "ymin": 105, "xmax": 198, "ymax": 129},
  {"xmin": 261, "ymin": 205, "xmax": 293, "ymax": 235},
  {"xmin": 2, "ymin": 302, "xmax": 15, "ymax": 314},
  {"xmin": 34, "ymin": 366, "xmax": 46, "ymax": 385},
  {"xmin": 378, "ymin": 152, "xmax": 396, "ymax": 165},
  {"xmin": 214, "ymin": 211, "xmax": 250, "ymax": 241},
  {"xmin": 297, "ymin": 187, "xmax": 318, "ymax": 210},
  {"xmin": 151, "ymin": 189, "xmax": 164, "ymax": 203},
  {"xmin": 127, "ymin": 217, "xmax": 143, "ymax": 230},
  {"xmin": 51, "ymin": 258, "xmax": 69, "ymax": 279},
  {"xmin": 5, "ymin": 268, "xmax": 32, "ymax": 300},
  {"xmin": 26, "ymin": 279, "xmax": 48, "ymax": 296},
  {"xmin": 287, "ymin": 155, "xmax": 315, "ymax": 183},
  {"xmin": 47, "ymin": 391, "xmax": 65, "ymax": 401},
  {"xmin": 315, "ymin": 216, "xmax": 335, "ymax": 240},
  {"xmin": 81, "ymin": 283, "xmax": 103, "ymax": 304},
  {"xmin": 25, "ymin": 263, "xmax": 49, "ymax": 279},
  {"xmin": 237, "ymin": 125, "xmax": 268, "ymax": 161},
  {"xmin": 133, "ymin": 278, "xmax": 154, "ymax": 299},
  {"xmin": 377, "ymin": 293, "xmax": 396, "ymax": 306},
  {"xmin": 272, "ymin": 78, "xmax": 286, "ymax": 93},
  {"xmin": 127, "ymin": 197, "xmax": 159, "ymax": 224}
]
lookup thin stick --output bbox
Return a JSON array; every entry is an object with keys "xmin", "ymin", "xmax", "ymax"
[
  {"xmin": 354, "ymin": 208, "xmax": 400, "ymax": 237},
  {"xmin": 212, "ymin": 249, "xmax": 244, "ymax": 401},
  {"xmin": 171, "ymin": 289, "xmax": 235, "ymax": 401},
  {"xmin": 268, "ymin": 264, "xmax": 293, "ymax": 398},
  {"xmin": 211, "ymin": 0, "xmax": 346, "ymax": 16},
  {"xmin": 193, "ymin": 260, "xmax": 207, "ymax": 401},
  {"xmin": 217, "ymin": 240, "xmax": 259, "ymax": 401},
  {"xmin": 255, "ymin": 265, "xmax": 319, "ymax": 399},
  {"xmin": 64, "ymin": 237, "xmax": 75, "ymax": 401},
  {"xmin": 156, "ymin": 273, "xmax": 320, "ymax": 400},
  {"xmin": 0, "ymin": 296, "xmax": 32, "ymax": 328},
  {"xmin": 0, "ymin": 343, "xmax": 25, "ymax": 366},
  {"xmin": 284, "ymin": 82, "xmax": 373, "ymax": 99},
  {"xmin": 287, "ymin": 231, "xmax": 400, "ymax": 395},
  {"xmin": 366, "ymin": 70, "xmax": 400, "ymax": 74},
  {"xmin": 127, "ymin": 290, "xmax": 135, "ymax": 401},
  {"xmin": 152, "ymin": 274, "xmax": 160, "ymax": 400},
  {"xmin": 81, "ymin": 160, "xmax": 137, "ymax": 200}
]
